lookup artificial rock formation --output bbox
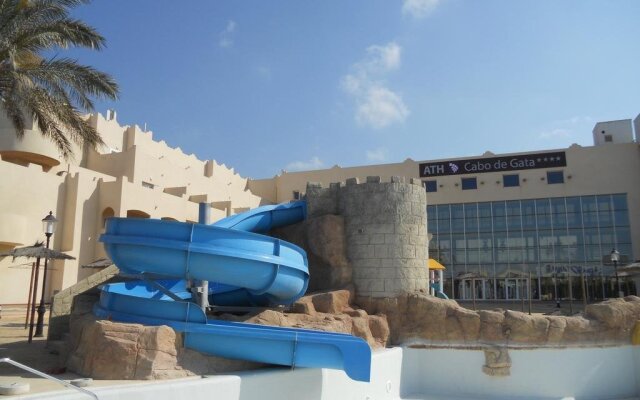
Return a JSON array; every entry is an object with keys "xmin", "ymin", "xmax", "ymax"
[
  {"xmin": 271, "ymin": 214, "xmax": 352, "ymax": 292},
  {"xmin": 219, "ymin": 289, "xmax": 389, "ymax": 350},
  {"xmin": 66, "ymin": 315, "xmax": 262, "ymax": 380},
  {"xmin": 482, "ymin": 346, "xmax": 511, "ymax": 376},
  {"xmin": 65, "ymin": 289, "xmax": 389, "ymax": 379},
  {"xmin": 357, "ymin": 294, "xmax": 640, "ymax": 346}
]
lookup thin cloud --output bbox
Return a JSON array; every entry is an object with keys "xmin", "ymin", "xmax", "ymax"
[
  {"xmin": 254, "ymin": 66, "xmax": 272, "ymax": 81},
  {"xmin": 356, "ymin": 86, "xmax": 409, "ymax": 129},
  {"xmin": 219, "ymin": 20, "xmax": 237, "ymax": 48},
  {"xmin": 538, "ymin": 128, "xmax": 571, "ymax": 139},
  {"xmin": 537, "ymin": 116, "xmax": 593, "ymax": 140},
  {"xmin": 402, "ymin": 0, "xmax": 441, "ymax": 18},
  {"xmin": 558, "ymin": 116, "xmax": 593, "ymax": 125},
  {"xmin": 366, "ymin": 148, "xmax": 389, "ymax": 163},
  {"xmin": 366, "ymin": 43, "xmax": 401, "ymax": 71},
  {"xmin": 285, "ymin": 156, "xmax": 324, "ymax": 172},
  {"xmin": 341, "ymin": 42, "xmax": 409, "ymax": 130}
]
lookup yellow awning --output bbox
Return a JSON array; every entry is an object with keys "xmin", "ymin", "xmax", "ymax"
[{"xmin": 428, "ymin": 259, "xmax": 446, "ymax": 270}]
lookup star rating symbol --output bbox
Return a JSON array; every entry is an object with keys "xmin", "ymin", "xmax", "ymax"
[
  {"xmin": 537, "ymin": 158, "xmax": 542, "ymax": 162},
  {"xmin": 543, "ymin": 157, "xmax": 548, "ymax": 162}
]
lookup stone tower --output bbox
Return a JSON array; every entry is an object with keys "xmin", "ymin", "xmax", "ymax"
[{"xmin": 306, "ymin": 176, "xmax": 428, "ymax": 298}]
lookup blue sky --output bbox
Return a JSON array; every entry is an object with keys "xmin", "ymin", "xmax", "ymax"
[{"xmin": 69, "ymin": 0, "xmax": 640, "ymax": 178}]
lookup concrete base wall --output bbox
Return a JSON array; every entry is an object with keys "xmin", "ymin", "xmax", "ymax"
[{"xmin": 28, "ymin": 346, "xmax": 640, "ymax": 400}]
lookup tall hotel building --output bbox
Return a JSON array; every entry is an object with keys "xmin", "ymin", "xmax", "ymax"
[{"xmin": 249, "ymin": 116, "xmax": 640, "ymax": 301}]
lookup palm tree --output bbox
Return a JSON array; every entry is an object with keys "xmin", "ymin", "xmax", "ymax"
[{"xmin": 0, "ymin": 0, "xmax": 119, "ymax": 158}]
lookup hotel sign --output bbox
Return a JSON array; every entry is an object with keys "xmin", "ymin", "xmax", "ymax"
[{"xmin": 419, "ymin": 151, "xmax": 566, "ymax": 177}]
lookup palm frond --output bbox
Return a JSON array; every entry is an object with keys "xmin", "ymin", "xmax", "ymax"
[{"xmin": 0, "ymin": 0, "xmax": 119, "ymax": 159}]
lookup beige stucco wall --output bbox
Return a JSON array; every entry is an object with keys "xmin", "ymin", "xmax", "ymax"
[
  {"xmin": 0, "ymin": 111, "xmax": 265, "ymax": 305},
  {"xmin": 248, "ymin": 159, "xmax": 419, "ymax": 204}
]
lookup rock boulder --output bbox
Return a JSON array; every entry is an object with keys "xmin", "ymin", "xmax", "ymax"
[
  {"xmin": 65, "ymin": 289, "xmax": 389, "ymax": 380},
  {"xmin": 66, "ymin": 316, "xmax": 262, "ymax": 380},
  {"xmin": 356, "ymin": 293, "xmax": 640, "ymax": 346},
  {"xmin": 271, "ymin": 215, "xmax": 352, "ymax": 291}
]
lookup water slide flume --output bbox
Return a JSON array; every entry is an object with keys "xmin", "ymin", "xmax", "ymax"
[{"xmin": 95, "ymin": 201, "xmax": 371, "ymax": 382}]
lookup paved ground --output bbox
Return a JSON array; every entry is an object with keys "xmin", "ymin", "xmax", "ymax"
[
  {"xmin": 0, "ymin": 305, "xmax": 87, "ymax": 396},
  {"xmin": 0, "ymin": 305, "xmax": 151, "ymax": 397}
]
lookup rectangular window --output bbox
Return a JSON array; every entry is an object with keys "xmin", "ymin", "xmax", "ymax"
[
  {"xmin": 614, "ymin": 210, "xmax": 630, "ymax": 226},
  {"xmin": 477, "ymin": 202, "xmax": 492, "ymax": 218},
  {"xmin": 451, "ymin": 218, "xmax": 465, "ymax": 232},
  {"xmin": 478, "ymin": 217, "xmax": 493, "ymax": 232},
  {"xmin": 521, "ymin": 200, "xmax": 536, "ymax": 215},
  {"xmin": 292, "ymin": 190, "xmax": 301, "ymax": 200},
  {"xmin": 596, "ymin": 195, "xmax": 614, "ymax": 212},
  {"xmin": 547, "ymin": 171, "xmax": 564, "ymax": 184},
  {"xmin": 611, "ymin": 194, "xmax": 628, "ymax": 211},
  {"xmin": 427, "ymin": 206, "xmax": 436, "ymax": 226},
  {"xmin": 424, "ymin": 180, "xmax": 437, "ymax": 192},
  {"xmin": 503, "ymin": 174, "xmax": 520, "ymax": 187},
  {"xmin": 461, "ymin": 177, "xmax": 477, "ymax": 190},
  {"xmin": 522, "ymin": 214, "xmax": 537, "ymax": 230},
  {"xmin": 450, "ymin": 204, "xmax": 464, "ymax": 219}
]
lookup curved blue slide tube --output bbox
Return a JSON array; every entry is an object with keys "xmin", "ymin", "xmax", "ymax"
[{"xmin": 97, "ymin": 201, "xmax": 371, "ymax": 382}]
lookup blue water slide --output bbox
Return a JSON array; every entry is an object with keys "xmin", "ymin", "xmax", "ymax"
[{"xmin": 96, "ymin": 201, "xmax": 371, "ymax": 382}]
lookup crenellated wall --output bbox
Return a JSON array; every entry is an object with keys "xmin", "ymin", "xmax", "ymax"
[
  {"xmin": 305, "ymin": 176, "xmax": 429, "ymax": 298},
  {"xmin": 0, "ymin": 110, "xmax": 267, "ymax": 305}
]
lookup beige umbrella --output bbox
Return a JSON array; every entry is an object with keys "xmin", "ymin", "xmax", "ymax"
[
  {"xmin": 0, "ymin": 242, "xmax": 75, "ymax": 261},
  {"xmin": 0, "ymin": 242, "xmax": 75, "ymax": 337}
]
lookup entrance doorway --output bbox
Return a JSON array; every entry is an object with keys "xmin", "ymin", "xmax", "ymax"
[
  {"xmin": 499, "ymin": 278, "xmax": 529, "ymax": 300},
  {"xmin": 458, "ymin": 279, "xmax": 493, "ymax": 300}
]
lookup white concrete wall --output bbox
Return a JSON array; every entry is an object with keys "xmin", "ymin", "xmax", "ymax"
[
  {"xmin": 19, "ymin": 346, "xmax": 639, "ymax": 400},
  {"xmin": 593, "ymin": 119, "xmax": 634, "ymax": 145},
  {"xmin": 402, "ymin": 346, "xmax": 639, "ymax": 399}
]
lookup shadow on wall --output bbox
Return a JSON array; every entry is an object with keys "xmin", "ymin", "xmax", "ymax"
[
  {"xmin": 126, "ymin": 210, "xmax": 150, "ymax": 219},
  {"xmin": 101, "ymin": 207, "xmax": 114, "ymax": 228},
  {"xmin": 77, "ymin": 188, "xmax": 100, "ymax": 283}
]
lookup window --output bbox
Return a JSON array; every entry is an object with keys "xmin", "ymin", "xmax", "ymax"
[
  {"xmin": 604, "ymin": 135, "xmax": 613, "ymax": 142},
  {"xmin": 424, "ymin": 180, "xmax": 437, "ymax": 193},
  {"xmin": 612, "ymin": 194, "xmax": 628, "ymax": 211},
  {"xmin": 503, "ymin": 174, "xmax": 520, "ymax": 187},
  {"xmin": 546, "ymin": 171, "xmax": 564, "ymax": 184},
  {"xmin": 461, "ymin": 177, "xmax": 477, "ymax": 190},
  {"xmin": 101, "ymin": 207, "xmax": 115, "ymax": 228},
  {"xmin": 141, "ymin": 181, "xmax": 155, "ymax": 189},
  {"xmin": 292, "ymin": 190, "xmax": 301, "ymax": 200}
]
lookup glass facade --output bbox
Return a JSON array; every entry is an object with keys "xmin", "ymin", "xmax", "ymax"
[{"xmin": 427, "ymin": 194, "xmax": 633, "ymax": 300}]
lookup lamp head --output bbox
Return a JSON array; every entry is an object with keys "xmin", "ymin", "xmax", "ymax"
[
  {"xmin": 610, "ymin": 249, "xmax": 620, "ymax": 263},
  {"xmin": 42, "ymin": 211, "xmax": 58, "ymax": 236}
]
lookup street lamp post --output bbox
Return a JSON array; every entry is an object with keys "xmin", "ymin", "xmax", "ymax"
[
  {"xmin": 610, "ymin": 248, "xmax": 622, "ymax": 298},
  {"xmin": 34, "ymin": 212, "xmax": 58, "ymax": 337}
]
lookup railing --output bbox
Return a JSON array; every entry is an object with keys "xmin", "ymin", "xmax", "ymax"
[{"xmin": 0, "ymin": 357, "xmax": 98, "ymax": 399}]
